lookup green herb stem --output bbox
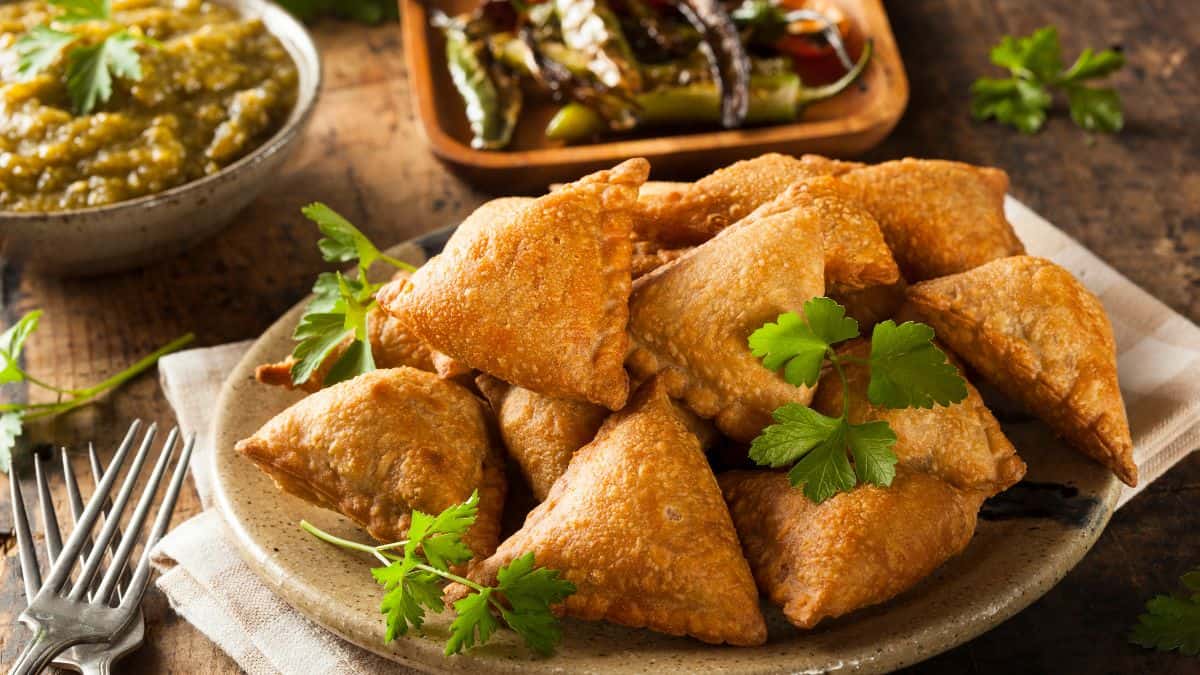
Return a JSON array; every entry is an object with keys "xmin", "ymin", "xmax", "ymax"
[{"xmin": 414, "ymin": 562, "xmax": 489, "ymax": 593}]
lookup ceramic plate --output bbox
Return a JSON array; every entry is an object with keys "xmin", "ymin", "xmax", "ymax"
[{"xmin": 211, "ymin": 228, "xmax": 1120, "ymax": 674}]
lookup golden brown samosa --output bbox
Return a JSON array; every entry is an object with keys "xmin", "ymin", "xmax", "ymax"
[
  {"xmin": 837, "ymin": 158, "xmax": 1025, "ymax": 281},
  {"xmin": 236, "ymin": 367, "xmax": 505, "ymax": 557},
  {"xmin": 829, "ymin": 280, "xmax": 908, "ymax": 329},
  {"xmin": 905, "ymin": 256, "xmax": 1136, "ymax": 485},
  {"xmin": 630, "ymin": 239, "xmax": 694, "ymax": 279},
  {"xmin": 627, "ymin": 189, "xmax": 825, "ymax": 442},
  {"xmin": 631, "ymin": 153, "xmax": 856, "ymax": 245},
  {"xmin": 475, "ymin": 374, "xmax": 608, "ymax": 501},
  {"xmin": 812, "ymin": 339, "xmax": 1026, "ymax": 496},
  {"xmin": 377, "ymin": 160, "xmax": 649, "ymax": 410},
  {"xmin": 720, "ymin": 469, "xmax": 983, "ymax": 629},
  {"xmin": 450, "ymin": 381, "xmax": 767, "ymax": 646}
]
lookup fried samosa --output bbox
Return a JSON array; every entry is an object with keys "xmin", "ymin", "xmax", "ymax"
[
  {"xmin": 476, "ymin": 374, "xmax": 608, "ymax": 501},
  {"xmin": 631, "ymin": 240, "xmax": 694, "ymax": 279},
  {"xmin": 828, "ymin": 280, "xmax": 908, "ymax": 329},
  {"xmin": 450, "ymin": 381, "xmax": 767, "ymax": 646},
  {"xmin": 720, "ymin": 469, "xmax": 983, "ymax": 630},
  {"xmin": 813, "ymin": 339, "xmax": 1026, "ymax": 496},
  {"xmin": 905, "ymin": 256, "xmax": 1137, "ymax": 485},
  {"xmin": 236, "ymin": 367, "xmax": 505, "ymax": 557},
  {"xmin": 632, "ymin": 153, "xmax": 855, "ymax": 245},
  {"xmin": 837, "ymin": 158, "xmax": 1025, "ymax": 281},
  {"xmin": 627, "ymin": 189, "xmax": 825, "ymax": 442},
  {"xmin": 377, "ymin": 159, "xmax": 649, "ymax": 410}
]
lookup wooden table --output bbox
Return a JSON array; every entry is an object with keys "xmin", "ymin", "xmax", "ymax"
[{"xmin": 2, "ymin": 1, "xmax": 1197, "ymax": 672}]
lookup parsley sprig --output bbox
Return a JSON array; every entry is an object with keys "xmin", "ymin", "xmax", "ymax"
[
  {"xmin": 13, "ymin": 0, "xmax": 158, "ymax": 115},
  {"xmin": 301, "ymin": 491, "xmax": 576, "ymax": 655},
  {"xmin": 747, "ymin": 297, "xmax": 967, "ymax": 503},
  {"xmin": 0, "ymin": 309, "xmax": 193, "ymax": 474},
  {"xmin": 970, "ymin": 26, "xmax": 1125, "ymax": 134},
  {"xmin": 288, "ymin": 203, "xmax": 415, "ymax": 388},
  {"xmin": 1130, "ymin": 566, "xmax": 1200, "ymax": 656}
]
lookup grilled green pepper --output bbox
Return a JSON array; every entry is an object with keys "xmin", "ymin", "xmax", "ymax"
[{"xmin": 437, "ymin": 15, "xmax": 522, "ymax": 150}]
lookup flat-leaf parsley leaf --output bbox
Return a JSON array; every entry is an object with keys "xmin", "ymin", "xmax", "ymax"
[
  {"xmin": 747, "ymin": 298, "xmax": 965, "ymax": 502},
  {"xmin": 1130, "ymin": 567, "xmax": 1200, "ymax": 656}
]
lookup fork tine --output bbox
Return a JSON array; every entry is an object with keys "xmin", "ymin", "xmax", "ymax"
[
  {"xmin": 38, "ymin": 420, "xmax": 142, "ymax": 598},
  {"xmin": 9, "ymin": 466, "xmax": 42, "ymax": 602},
  {"xmin": 122, "ymin": 434, "xmax": 194, "ymax": 612},
  {"xmin": 85, "ymin": 443, "xmax": 133, "ymax": 600},
  {"xmin": 94, "ymin": 428, "xmax": 179, "ymax": 603},
  {"xmin": 33, "ymin": 453, "xmax": 63, "ymax": 563},
  {"xmin": 66, "ymin": 423, "xmax": 158, "ymax": 601}
]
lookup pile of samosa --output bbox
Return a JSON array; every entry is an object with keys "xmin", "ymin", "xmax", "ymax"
[{"xmin": 238, "ymin": 154, "xmax": 1135, "ymax": 647}]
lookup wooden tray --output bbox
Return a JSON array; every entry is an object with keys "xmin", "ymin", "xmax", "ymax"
[{"xmin": 401, "ymin": 0, "xmax": 909, "ymax": 192}]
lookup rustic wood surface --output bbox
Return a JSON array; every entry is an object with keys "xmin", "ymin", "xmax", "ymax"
[{"xmin": 2, "ymin": 0, "xmax": 1197, "ymax": 672}]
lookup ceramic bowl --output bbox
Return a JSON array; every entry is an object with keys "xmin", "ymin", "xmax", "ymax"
[{"xmin": 0, "ymin": 0, "xmax": 321, "ymax": 277}]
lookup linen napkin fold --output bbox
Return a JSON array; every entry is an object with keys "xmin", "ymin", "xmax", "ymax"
[{"xmin": 151, "ymin": 198, "xmax": 1200, "ymax": 674}]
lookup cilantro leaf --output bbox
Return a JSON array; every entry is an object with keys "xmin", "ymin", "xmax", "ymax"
[
  {"xmin": 1066, "ymin": 85, "xmax": 1123, "ymax": 133},
  {"xmin": 1129, "ymin": 567, "xmax": 1200, "ymax": 656},
  {"xmin": 749, "ymin": 298, "xmax": 859, "ymax": 387},
  {"xmin": 307, "ymin": 272, "xmax": 343, "ymax": 314},
  {"xmin": 990, "ymin": 26, "xmax": 1062, "ymax": 82},
  {"xmin": 868, "ymin": 320, "xmax": 968, "ymax": 409},
  {"xmin": 0, "ymin": 310, "xmax": 42, "ymax": 385},
  {"xmin": 51, "ymin": 0, "xmax": 111, "ymax": 23},
  {"xmin": 372, "ymin": 560, "xmax": 443, "ymax": 641},
  {"xmin": 446, "ymin": 589, "xmax": 500, "ymax": 655},
  {"xmin": 289, "ymin": 312, "xmax": 350, "ymax": 385},
  {"xmin": 847, "ymin": 420, "xmax": 898, "ymax": 487},
  {"xmin": 409, "ymin": 491, "xmax": 478, "ymax": 570},
  {"xmin": 64, "ymin": 32, "xmax": 143, "ymax": 115},
  {"xmin": 0, "ymin": 412, "xmax": 23, "ymax": 475},
  {"xmin": 323, "ymin": 338, "xmax": 374, "ymax": 386},
  {"xmin": 749, "ymin": 404, "xmax": 842, "ymax": 468},
  {"xmin": 970, "ymin": 77, "xmax": 1051, "ymax": 133},
  {"xmin": 496, "ymin": 552, "xmax": 575, "ymax": 655},
  {"xmin": 1060, "ymin": 47, "xmax": 1125, "ymax": 83},
  {"xmin": 15, "ymin": 26, "xmax": 76, "ymax": 78},
  {"xmin": 305, "ymin": 202, "xmax": 387, "ymax": 269},
  {"xmin": 787, "ymin": 418, "xmax": 856, "ymax": 503},
  {"xmin": 971, "ymin": 26, "xmax": 1124, "ymax": 135}
]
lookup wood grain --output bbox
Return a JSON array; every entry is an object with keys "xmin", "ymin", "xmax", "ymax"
[{"xmin": 1, "ymin": 1, "xmax": 1197, "ymax": 672}]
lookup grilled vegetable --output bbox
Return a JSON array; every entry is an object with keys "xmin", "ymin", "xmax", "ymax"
[
  {"xmin": 546, "ymin": 39, "xmax": 871, "ymax": 142},
  {"xmin": 436, "ymin": 13, "xmax": 522, "ymax": 150},
  {"xmin": 554, "ymin": 0, "xmax": 643, "ymax": 94},
  {"xmin": 674, "ymin": 0, "xmax": 751, "ymax": 127}
]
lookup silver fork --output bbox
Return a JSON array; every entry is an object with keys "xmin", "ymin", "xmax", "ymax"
[
  {"xmin": 8, "ymin": 420, "xmax": 194, "ymax": 675},
  {"xmin": 10, "ymin": 442, "xmax": 146, "ymax": 675}
]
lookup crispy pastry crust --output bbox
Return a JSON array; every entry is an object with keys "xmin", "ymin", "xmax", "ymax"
[
  {"xmin": 631, "ymin": 153, "xmax": 859, "ymax": 245},
  {"xmin": 720, "ymin": 469, "xmax": 982, "ymax": 630},
  {"xmin": 813, "ymin": 339, "xmax": 1026, "ymax": 496},
  {"xmin": 452, "ymin": 381, "xmax": 767, "ymax": 646},
  {"xmin": 236, "ymin": 367, "xmax": 505, "ymax": 557},
  {"xmin": 627, "ymin": 189, "xmax": 825, "ymax": 441},
  {"xmin": 377, "ymin": 160, "xmax": 649, "ymax": 410},
  {"xmin": 905, "ymin": 256, "xmax": 1136, "ymax": 485},
  {"xmin": 475, "ymin": 374, "xmax": 608, "ymax": 502},
  {"xmin": 837, "ymin": 158, "xmax": 1025, "ymax": 281}
]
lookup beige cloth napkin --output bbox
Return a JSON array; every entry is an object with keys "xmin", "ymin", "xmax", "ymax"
[{"xmin": 150, "ymin": 198, "xmax": 1200, "ymax": 675}]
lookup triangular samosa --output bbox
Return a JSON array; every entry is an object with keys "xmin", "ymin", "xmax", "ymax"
[
  {"xmin": 451, "ymin": 381, "xmax": 767, "ymax": 646},
  {"xmin": 475, "ymin": 374, "xmax": 607, "ymax": 502},
  {"xmin": 813, "ymin": 339, "xmax": 1026, "ymax": 496},
  {"xmin": 236, "ymin": 367, "xmax": 506, "ymax": 557},
  {"xmin": 905, "ymin": 256, "xmax": 1136, "ymax": 486},
  {"xmin": 377, "ymin": 160, "xmax": 649, "ymax": 410},
  {"xmin": 627, "ymin": 189, "xmax": 825, "ymax": 441},
  {"xmin": 632, "ymin": 153, "xmax": 858, "ymax": 245},
  {"xmin": 837, "ymin": 158, "xmax": 1025, "ymax": 281},
  {"xmin": 720, "ymin": 469, "xmax": 982, "ymax": 629}
]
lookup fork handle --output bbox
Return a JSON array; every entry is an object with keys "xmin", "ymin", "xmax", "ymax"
[
  {"xmin": 9, "ymin": 625, "xmax": 83, "ymax": 675},
  {"xmin": 77, "ymin": 659, "xmax": 115, "ymax": 675}
]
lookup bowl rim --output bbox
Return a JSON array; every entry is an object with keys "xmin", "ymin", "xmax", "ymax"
[{"xmin": 0, "ymin": 0, "xmax": 323, "ymax": 220}]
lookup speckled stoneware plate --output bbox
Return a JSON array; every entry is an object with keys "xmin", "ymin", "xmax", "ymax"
[{"xmin": 211, "ymin": 228, "xmax": 1121, "ymax": 674}]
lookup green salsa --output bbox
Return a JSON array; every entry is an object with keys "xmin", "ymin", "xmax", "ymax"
[{"xmin": 0, "ymin": 0, "xmax": 299, "ymax": 212}]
